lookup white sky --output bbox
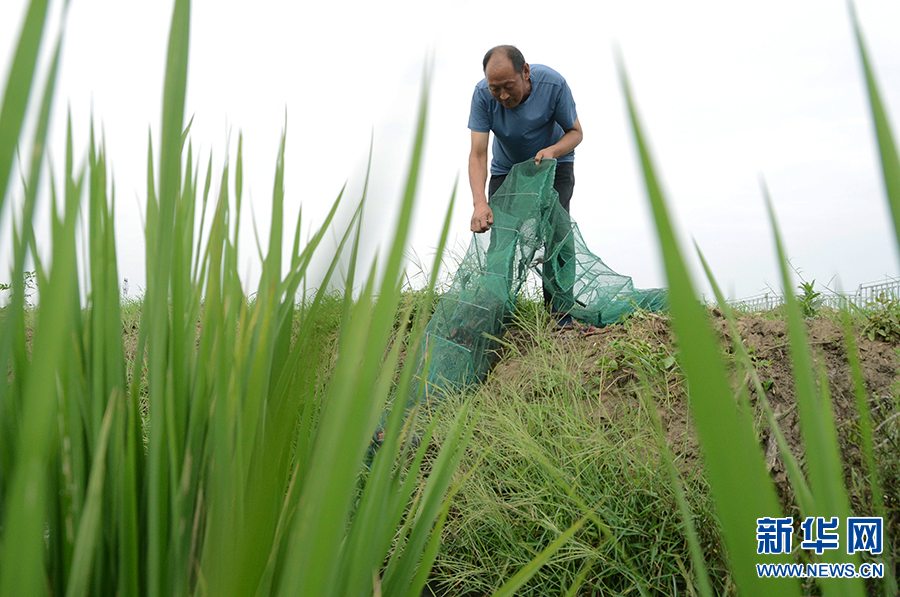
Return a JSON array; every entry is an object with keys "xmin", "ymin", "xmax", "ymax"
[{"xmin": 2, "ymin": 0, "xmax": 900, "ymax": 301}]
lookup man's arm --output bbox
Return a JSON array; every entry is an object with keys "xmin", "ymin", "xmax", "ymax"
[
  {"xmin": 534, "ymin": 117, "xmax": 583, "ymax": 164},
  {"xmin": 469, "ymin": 130, "xmax": 493, "ymax": 233}
]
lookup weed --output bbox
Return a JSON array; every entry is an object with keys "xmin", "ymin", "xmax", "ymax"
[
  {"xmin": 746, "ymin": 342, "xmax": 776, "ymax": 393},
  {"xmin": 797, "ymin": 280, "xmax": 823, "ymax": 318},
  {"xmin": 0, "ymin": 270, "xmax": 37, "ymax": 309},
  {"xmin": 862, "ymin": 293, "xmax": 900, "ymax": 343},
  {"xmin": 426, "ymin": 309, "xmax": 722, "ymax": 596}
]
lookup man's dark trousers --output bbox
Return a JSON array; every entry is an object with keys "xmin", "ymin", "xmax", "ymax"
[{"xmin": 487, "ymin": 161, "xmax": 575, "ymax": 316}]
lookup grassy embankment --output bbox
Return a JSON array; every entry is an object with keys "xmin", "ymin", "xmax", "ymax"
[
  {"xmin": 110, "ymin": 287, "xmax": 900, "ymax": 597},
  {"xmin": 421, "ymin": 292, "xmax": 900, "ymax": 596}
]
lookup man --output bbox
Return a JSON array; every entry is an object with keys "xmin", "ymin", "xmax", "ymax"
[{"xmin": 467, "ymin": 45, "xmax": 583, "ymax": 321}]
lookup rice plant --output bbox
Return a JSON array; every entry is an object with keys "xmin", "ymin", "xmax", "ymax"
[
  {"xmin": 0, "ymin": 0, "xmax": 474, "ymax": 595},
  {"xmin": 609, "ymin": 4, "xmax": 897, "ymax": 595}
]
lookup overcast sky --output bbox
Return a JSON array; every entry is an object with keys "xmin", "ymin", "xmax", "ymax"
[{"xmin": 3, "ymin": 0, "xmax": 900, "ymax": 302}]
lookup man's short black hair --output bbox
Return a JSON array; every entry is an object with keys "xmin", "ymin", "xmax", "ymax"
[{"xmin": 483, "ymin": 45, "xmax": 526, "ymax": 74}]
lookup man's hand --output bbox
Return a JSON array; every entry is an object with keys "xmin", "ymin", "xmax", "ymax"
[
  {"xmin": 471, "ymin": 202, "xmax": 494, "ymax": 233},
  {"xmin": 534, "ymin": 147, "xmax": 556, "ymax": 165},
  {"xmin": 535, "ymin": 117, "xmax": 583, "ymax": 164}
]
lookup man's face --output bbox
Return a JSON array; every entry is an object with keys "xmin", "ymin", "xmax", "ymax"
[{"xmin": 485, "ymin": 56, "xmax": 530, "ymax": 109}]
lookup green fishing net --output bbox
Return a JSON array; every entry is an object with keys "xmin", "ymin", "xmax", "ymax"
[{"xmin": 413, "ymin": 158, "xmax": 667, "ymax": 402}]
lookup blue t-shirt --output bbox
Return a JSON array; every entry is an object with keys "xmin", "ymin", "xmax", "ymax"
[{"xmin": 468, "ymin": 64, "xmax": 577, "ymax": 176}]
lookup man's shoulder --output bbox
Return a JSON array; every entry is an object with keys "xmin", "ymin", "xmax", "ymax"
[
  {"xmin": 529, "ymin": 64, "xmax": 567, "ymax": 85},
  {"xmin": 471, "ymin": 77, "xmax": 493, "ymax": 109}
]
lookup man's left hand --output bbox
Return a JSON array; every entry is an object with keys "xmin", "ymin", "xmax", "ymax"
[
  {"xmin": 535, "ymin": 119, "xmax": 583, "ymax": 165},
  {"xmin": 534, "ymin": 148, "xmax": 555, "ymax": 165}
]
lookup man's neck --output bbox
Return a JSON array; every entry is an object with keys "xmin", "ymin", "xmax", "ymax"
[{"xmin": 521, "ymin": 78, "xmax": 532, "ymax": 104}]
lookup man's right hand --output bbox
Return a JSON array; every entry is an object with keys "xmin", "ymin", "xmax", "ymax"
[{"xmin": 471, "ymin": 202, "xmax": 494, "ymax": 233}]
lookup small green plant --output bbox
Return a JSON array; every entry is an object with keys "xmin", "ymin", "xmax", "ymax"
[
  {"xmin": 746, "ymin": 342, "xmax": 776, "ymax": 393},
  {"xmin": 0, "ymin": 270, "xmax": 36, "ymax": 309},
  {"xmin": 610, "ymin": 335, "xmax": 678, "ymax": 375},
  {"xmin": 797, "ymin": 279, "xmax": 823, "ymax": 318},
  {"xmin": 862, "ymin": 293, "xmax": 900, "ymax": 342},
  {"xmin": 614, "ymin": 299, "xmax": 663, "ymax": 325}
]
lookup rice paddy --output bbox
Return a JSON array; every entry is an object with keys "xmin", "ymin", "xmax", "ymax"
[{"xmin": 1, "ymin": 1, "xmax": 898, "ymax": 596}]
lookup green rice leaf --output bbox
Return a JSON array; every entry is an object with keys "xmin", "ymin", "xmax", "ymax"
[
  {"xmin": 695, "ymin": 242, "xmax": 815, "ymax": 514},
  {"xmin": 616, "ymin": 53, "xmax": 798, "ymax": 596},
  {"xmin": 763, "ymin": 185, "xmax": 865, "ymax": 597},
  {"xmin": 851, "ymin": 3, "xmax": 900, "ymax": 256},
  {"xmin": 64, "ymin": 394, "xmax": 116, "ymax": 597},
  {"xmin": 0, "ymin": 0, "xmax": 50, "ymax": 213},
  {"xmin": 144, "ymin": 0, "xmax": 191, "ymax": 592},
  {"xmin": 840, "ymin": 309, "xmax": 898, "ymax": 595},
  {"xmin": 0, "ymin": 140, "xmax": 80, "ymax": 596}
]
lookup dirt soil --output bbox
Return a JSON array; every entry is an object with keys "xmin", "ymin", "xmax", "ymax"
[{"xmin": 496, "ymin": 310, "xmax": 900, "ymax": 515}]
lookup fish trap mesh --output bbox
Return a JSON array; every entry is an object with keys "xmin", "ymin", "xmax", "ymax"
[{"xmin": 412, "ymin": 158, "xmax": 667, "ymax": 404}]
